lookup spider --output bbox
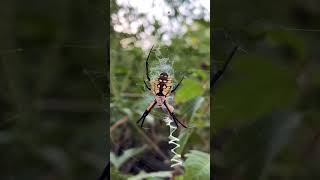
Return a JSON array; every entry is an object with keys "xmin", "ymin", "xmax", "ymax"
[{"xmin": 136, "ymin": 45, "xmax": 187, "ymax": 128}]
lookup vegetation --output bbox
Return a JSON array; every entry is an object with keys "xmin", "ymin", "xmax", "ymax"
[
  {"xmin": 110, "ymin": 0, "xmax": 210, "ymax": 179},
  {"xmin": 0, "ymin": 0, "xmax": 106, "ymax": 179},
  {"xmin": 213, "ymin": 0, "xmax": 320, "ymax": 179},
  {"xmin": 1, "ymin": 0, "xmax": 319, "ymax": 179}
]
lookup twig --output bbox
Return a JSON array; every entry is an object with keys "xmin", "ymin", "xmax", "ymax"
[
  {"xmin": 110, "ymin": 116, "xmax": 129, "ymax": 133},
  {"xmin": 131, "ymin": 121, "xmax": 169, "ymax": 161}
]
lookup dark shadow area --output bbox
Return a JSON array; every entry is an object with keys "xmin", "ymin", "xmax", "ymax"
[
  {"xmin": 0, "ymin": 0, "xmax": 107, "ymax": 179},
  {"xmin": 212, "ymin": 0, "xmax": 320, "ymax": 179}
]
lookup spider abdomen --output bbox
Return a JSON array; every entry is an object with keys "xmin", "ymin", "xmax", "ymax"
[{"xmin": 150, "ymin": 73, "xmax": 173, "ymax": 96}]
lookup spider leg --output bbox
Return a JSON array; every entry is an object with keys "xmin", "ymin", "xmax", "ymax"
[
  {"xmin": 171, "ymin": 76, "xmax": 184, "ymax": 93},
  {"xmin": 145, "ymin": 45, "xmax": 154, "ymax": 81},
  {"xmin": 144, "ymin": 80, "xmax": 151, "ymax": 91},
  {"xmin": 137, "ymin": 100, "xmax": 156, "ymax": 128},
  {"xmin": 163, "ymin": 100, "xmax": 187, "ymax": 128},
  {"xmin": 211, "ymin": 46, "xmax": 239, "ymax": 87}
]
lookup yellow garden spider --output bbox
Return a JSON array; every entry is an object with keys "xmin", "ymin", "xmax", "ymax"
[{"xmin": 137, "ymin": 45, "xmax": 187, "ymax": 128}]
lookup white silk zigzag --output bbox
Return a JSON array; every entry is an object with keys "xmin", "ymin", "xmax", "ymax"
[{"xmin": 163, "ymin": 116, "xmax": 183, "ymax": 168}]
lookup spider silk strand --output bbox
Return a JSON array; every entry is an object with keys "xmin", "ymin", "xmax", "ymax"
[{"xmin": 163, "ymin": 116, "xmax": 183, "ymax": 167}]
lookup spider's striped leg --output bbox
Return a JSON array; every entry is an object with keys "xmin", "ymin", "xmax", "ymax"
[
  {"xmin": 171, "ymin": 76, "xmax": 184, "ymax": 93},
  {"xmin": 211, "ymin": 46, "xmax": 238, "ymax": 87},
  {"xmin": 145, "ymin": 45, "xmax": 154, "ymax": 81},
  {"xmin": 143, "ymin": 80, "xmax": 151, "ymax": 91},
  {"xmin": 163, "ymin": 101, "xmax": 187, "ymax": 128},
  {"xmin": 137, "ymin": 100, "xmax": 156, "ymax": 128}
]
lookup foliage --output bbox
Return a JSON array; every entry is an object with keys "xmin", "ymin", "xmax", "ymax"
[
  {"xmin": 184, "ymin": 150, "xmax": 210, "ymax": 180},
  {"xmin": 110, "ymin": 0, "xmax": 210, "ymax": 178},
  {"xmin": 0, "ymin": 0, "xmax": 106, "ymax": 179},
  {"xmin": 128, "ymin": 171, "xmax": 172, "ymax": 180},
  {"xmin": 110, "ymin": 146, "xmax": 147, "ymax": 170},
  {"xmin": 111, "ymin": 167, "xmax": 129, "ymax": 180},
  {"xmin": 212, "ymin": 0, "xmax": 320, "ymax": 179},
  {"xmin": 214, "ymin": 112, "xmax": 301, "ymax": 179}
]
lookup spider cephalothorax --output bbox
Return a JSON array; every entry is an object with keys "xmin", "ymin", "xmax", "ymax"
[{"xmin": 137, "ymin": 46, "xmax": 186, "ymax": 128}]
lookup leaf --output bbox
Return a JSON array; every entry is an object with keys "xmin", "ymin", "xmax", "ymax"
[
  {"xmin": 184, "ymin": 150, "xmax": 210, "ymax": 180},
  {"xmin": 175, "ymin": 175, "xmax": 184, "ymax": 180},
  {"xmin": 110, "ymin": 167, "xmax": 129, "ymax": 180},
  {"xmin": 175, "ymin": 79, "xmax": 204, "ymax": 103},
  {"xmin": 177, "ymin": 97, "xmax": 204, "ymax": 154},
  {"xmin": 128, "ymin": 171, "xmax": 172, "ymax": 180},
  {"xmin": 180, "ymin": 96, "xmax": 205, "ymax": 123},
  {"xmin": 213, "ymin": 55, "xmax": 299, "ymax": 130},
  {"xmin": 177, "ymin": 129, "xmax": 193, "ymax": 155},
  {"xmin": 110, "ymin": 146, "xmax": 147, "ymax": 170},
  {"xmin": 214, "ymin": 111, "xmax": 301, "ymax": 179}
]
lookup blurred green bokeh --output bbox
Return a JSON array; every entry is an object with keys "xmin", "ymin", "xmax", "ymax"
[
  {"xmin": 1, "ymin": 0, "xmax": 319, "ymax": 179},
  {"xmin": 0, "ymin": 0, "xmax": 106, "ymax": 179},
  {"xmin": 213, "ymin": 0, "xmax": 320, "ymax": 179}
]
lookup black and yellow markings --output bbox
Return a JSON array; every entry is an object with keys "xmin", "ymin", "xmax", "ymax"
[{"xmin": 150, "ymin": 77, "xmax": 173, "ymax": 96}]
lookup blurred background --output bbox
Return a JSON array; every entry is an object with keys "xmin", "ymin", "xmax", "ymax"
[
  {"xmin": 110, "ymin": 0, "xmax": 210, "ymax": 179},
  {"xmin": 0, "ymin": 0, "xmax": 106, "ymax": 179},
  {"xmin": 3, "ymin": 0, "xmax": 319, "ymax": 179},
  {"xmin": 213, "ymin": 0, "xmax": 320, "ymax": 179}
]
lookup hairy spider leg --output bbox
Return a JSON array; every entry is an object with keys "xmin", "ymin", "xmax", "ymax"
[
  {"xmin": 164, "ymin": 100, "xmax": 187, "ymax": 128},
  {"xmin": 211, "ymin": 46, "xmax": 239, "ymax": 87},
  {"xmin": 145, "ymin": 45, "xmax": 154, "ymax": 81},
  {"xmin": 137, "ymin": 100, "xmax": 157, "ymax": 127},
  {"xmin": 171, "ymin": 76, "xmax": 184, "ymax": 93}
]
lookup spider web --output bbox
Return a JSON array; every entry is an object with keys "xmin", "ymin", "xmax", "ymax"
[
  {"xmin": 109, "ymin": 39, "xmax": 209, "ymax": 174},
  {"xmin": 110, "ymin": 0, "xmax": 208, "ymax": 175},
  {"xmin": 110, "ymin": 0, "xmax": 320, "ymax": 178}
]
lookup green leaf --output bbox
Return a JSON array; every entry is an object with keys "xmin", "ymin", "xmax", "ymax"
[
  {"xmin": 180, "ymin": 96, "xmax": 205, "ymax": 123},
  {"xmin": 175, "ymin": 79, "xmax": 204, "ymax": 103},
  {"xmin": 175, "ymin": 175, "xmax": 184, "ymax": 180},
  {"xmin": 184, "ymin": 150, "xmax": 210, "ymax": 180},
  {"xmin": 110, "ymin": 146, "xmax": 147, "ymax": 170},
  {"xmin": 128, "ymin": 171, "xmax": 172, "ymax": 180},
  {"xmin": 177, "ymin": 129, "xmax": 194, "ymax": 155},
  {"xmin": 110, "ymin": 167, "xmax": 129, "ymax": 180},
  {"xmin": 214, "ymin": 111, "xmax": 301, "ymax": 179},
  {"xmin": 214, "ymin": 55, "xmax": 299, "ymax": 130},
  {"xmin": 177, "ymin": 97, "xmax": 204, "ymax": 154}
]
